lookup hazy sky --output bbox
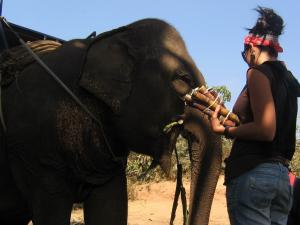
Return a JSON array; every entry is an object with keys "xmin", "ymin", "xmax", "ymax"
[{"xmin": 2, "ymin": 1, "xmax": 300, "ymax": 109}]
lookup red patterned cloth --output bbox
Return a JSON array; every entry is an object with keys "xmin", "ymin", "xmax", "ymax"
[
  {"xmin": 244, "ymin": 33, "xmax": 283, "ymax": 53},
  {"xmin": 289, "ymin": 172, "xmax": 296, "ymax": 186}
]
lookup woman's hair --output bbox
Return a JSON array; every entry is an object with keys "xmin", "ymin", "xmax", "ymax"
[
  {"xmin": 247, "ymin": 6, "xmax": 285, "ymax": 57},
  {"xmin": 249, "ymin": 6, "xmax": 284, "ymax": 36}
]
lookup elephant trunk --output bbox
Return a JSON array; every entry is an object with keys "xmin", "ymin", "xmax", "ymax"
[{"xmin": 183, "ymin": 107, "xmax": 222, "ymax": 225}]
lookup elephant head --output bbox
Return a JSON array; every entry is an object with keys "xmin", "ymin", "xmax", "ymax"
[{"xmin": 79, "ymin": 18, "xmax": 221, "ymax": 225}]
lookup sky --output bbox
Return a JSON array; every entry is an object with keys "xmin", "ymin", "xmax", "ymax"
[{"xmin": 2, "ymin": 0, "xmax": 300, "ymax": 110}]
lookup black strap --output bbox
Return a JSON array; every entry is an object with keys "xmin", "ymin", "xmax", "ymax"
[
  {"xmin": 169, "ymin": 146, "xmax": 188, "ymax": 225},
  {"xmin": 0, "ymin": 70, "xmax": 6, "ymax": 132},
  {"xmin": 0, "ymin": 18, "xmax": 7, "ymax": 132},
  {"xmin": 86, "ymin": 31, "xmax": 96, "ymax": 39},
  {"xmin": 0, "ymin": 17, "xmax": 8, "ymax": 52}
]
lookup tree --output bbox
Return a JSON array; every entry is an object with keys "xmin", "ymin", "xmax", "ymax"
[{"xmin": 210, "ymin": 85, "xmax": 231, "ymax": 103}]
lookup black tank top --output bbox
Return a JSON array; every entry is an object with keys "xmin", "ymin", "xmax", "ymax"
[{"xmin": 224, "ymin": 61, "xmax": 300, "ymax": 184}]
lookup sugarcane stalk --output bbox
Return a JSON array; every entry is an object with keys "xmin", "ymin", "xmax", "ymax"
[
  {"xmin": 184, "ymin": 86, "xmax": 240, "ymax": 125},
  {"xmin": 191, "ymin": 102, "xmax": 236, "ymax": 127}
]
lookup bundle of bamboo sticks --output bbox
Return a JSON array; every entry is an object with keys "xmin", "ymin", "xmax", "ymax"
[{"xmin": 184, "ymin": 85, "xmax": 240, "ymax": 126}]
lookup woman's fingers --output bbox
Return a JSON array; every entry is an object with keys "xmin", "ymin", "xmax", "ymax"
[
  {"xmin": 212, "ymin": 104, "xmax": 221, "ymax": 119},
  {"xmin": 223, "ymin": 120, "xmax": 236, "ymax": 127}
]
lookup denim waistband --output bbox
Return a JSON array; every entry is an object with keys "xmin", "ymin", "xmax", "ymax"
[
  {"xmin": 266, "ymin": 156, "xmax": 290, "ymax": 168},
  {"xmin": 255, "ymin": 162, "xmax": 289, "ymax": 174}
]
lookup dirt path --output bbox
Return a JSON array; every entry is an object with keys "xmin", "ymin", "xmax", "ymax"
[{"xmin": 70, "ymin": 175, "xmax": 230, "ymax": 225}]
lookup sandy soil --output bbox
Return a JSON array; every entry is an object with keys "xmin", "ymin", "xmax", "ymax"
[{"xmin": 69, "ymin": 175, "xmax": 230, "ymax": 225}]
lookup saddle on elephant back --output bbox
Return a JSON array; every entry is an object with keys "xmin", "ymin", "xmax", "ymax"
[{"xmin": 0, "ymin": 40, "xmax": 62, "ymax": 87}]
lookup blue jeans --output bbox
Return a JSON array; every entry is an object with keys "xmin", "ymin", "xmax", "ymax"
[{"xmin": 226, "ymin": 163, "xmax": 293, "ymax": 225}]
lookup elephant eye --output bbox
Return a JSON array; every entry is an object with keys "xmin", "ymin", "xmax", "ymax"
[
  {"xmin": 171, "ymin": 71, "xmax": 195, "ymax": 97},
  {"xmin": 181, "ymin": 75, "xmax": 193, "ymax": 85},
  {"xmin": 175, "ymin": 71, "xmax": 194, "ymax": 87}
]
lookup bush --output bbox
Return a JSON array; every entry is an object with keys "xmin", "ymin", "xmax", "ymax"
[
  {"xmin": 126, "ymin": 135, "xmax": 190, "ymax": 182},
  {"xmin": 221, "ymin": 137, "xmax": 232, "ymax": 170},
  {"xmin": 291, "ymin": 141, "xmax": 300, "ymax": 176},
  {"xmin": 126, "ymin": 152, "xmax": 164, "ymax": 182}
]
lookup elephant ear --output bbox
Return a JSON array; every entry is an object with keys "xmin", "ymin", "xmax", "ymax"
[{"xmin": 79, "ymin": 38, "xmax": 134, "ymax": 114}]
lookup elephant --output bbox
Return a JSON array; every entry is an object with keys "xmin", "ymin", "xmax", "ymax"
[{"xmin": 0, "ymin": 18, "xmax": 222, "ymax": 225}]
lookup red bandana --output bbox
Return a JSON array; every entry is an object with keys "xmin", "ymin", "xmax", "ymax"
[{"xmin": 244, "ymin": 33, "xmax": 283, "ymax": 53}]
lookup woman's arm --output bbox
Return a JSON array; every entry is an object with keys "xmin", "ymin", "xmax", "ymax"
[{"xmin": 211, "ymin": 68, "xmax": 276, "ymax": 141}]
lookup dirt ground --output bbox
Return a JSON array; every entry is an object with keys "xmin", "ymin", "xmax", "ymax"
[{"xmin": 69, "ymin": 175, "xmax": 230, "ymax": 225}]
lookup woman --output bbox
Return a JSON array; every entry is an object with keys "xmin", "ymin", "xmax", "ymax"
[{"xmin": 210, "ymin": 7, "xmax": 300, "ymax": 225}]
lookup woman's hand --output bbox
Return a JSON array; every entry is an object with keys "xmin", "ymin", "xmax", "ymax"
[{"xmin": 210, "ymin": 105, "xmax": 226, "ymax": 134}]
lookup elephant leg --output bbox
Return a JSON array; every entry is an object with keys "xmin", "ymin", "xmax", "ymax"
[
  {"xmin": 83, "ymin": 172, "xmax": 128, "ymax": 225},
  {"xmin": 0, "ymin": 185, "xmax": 31, "ymax": 225},
  {"xmin": 0, "ymin": 180, "xmax": 30, "ymax": 225},
  {"xmin": 0, "ymin": 148, "xmax": 31, "ymax": 224},
  {"xmin": 0, "ymin": 209, "xmax": 31, "ymax": 225},
  {"xmin": 30, "ymin": 174, "xmax": 75, "ymax": 225},
  {"xmin": 9, "ymin": 156, "xmax": 74, "ymax": 225}
]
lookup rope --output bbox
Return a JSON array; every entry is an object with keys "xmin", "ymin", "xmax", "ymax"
[
  {"xmin": 169, "ymin": 145, "xmax": 188, "ymax": 225},
  {"xmin": 190, "ymin": 87, "xmax": 199, "ymax": 97},
  {"xmin": 203, "ymin": 93, "xmax": 220, "ymax": 112},
  {"xmin": 0, "ymin": 40, "xmax": 62, "ymax": 86},
  {"xmin": 222, "ymin": 110, "xmax": 232, "ymax": 125}
]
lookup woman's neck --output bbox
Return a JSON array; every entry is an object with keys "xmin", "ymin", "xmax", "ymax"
[{"xmin": 256, "ymin": 52, "xmax": 277, "ymax": 65}]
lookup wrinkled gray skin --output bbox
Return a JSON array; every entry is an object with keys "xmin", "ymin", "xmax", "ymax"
[{"xmin": 0, "ymin": 19, "xmax": 221, "ymax": 225}]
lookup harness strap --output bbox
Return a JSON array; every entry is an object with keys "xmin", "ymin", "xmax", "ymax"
[
  {"xmin": 1, "ymin": 17, "xmax": 124, "ymax": 166},
  {"xmin": 0, "ymin": 70, "xmax": 6, "ymax": 132},
  {"xmin": 170, "ymin": 145, "xmax": 188, "ymax": 225},
  {"xmin": 0, "ymin": 17, "xmax": 7, "ymax": 133},
  {"xmin": 0, "ymin": 17, "xmax": 8, "ymax": 51}
]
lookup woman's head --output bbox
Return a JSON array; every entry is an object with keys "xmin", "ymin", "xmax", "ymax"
[
  {"xmin": 249, "ymin": 7, "xmax": 284, "ymax": 37},
  {"xmin": 242, "ymin": 6, "xmax": 285, "ymax": 66}
]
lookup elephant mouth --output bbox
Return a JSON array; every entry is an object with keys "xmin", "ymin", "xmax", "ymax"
[
  {"xmin": 158, "ymin": 110, "xmax": 197, "ymax": 176},
  {"xmin": 158, "ymin": 124, "xmax": 182, "ymax": 176}
]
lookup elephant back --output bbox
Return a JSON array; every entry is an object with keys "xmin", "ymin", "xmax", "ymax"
[{"xmin": 0, "ymin": 40, "xmax": 61, "ymax": 87}]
